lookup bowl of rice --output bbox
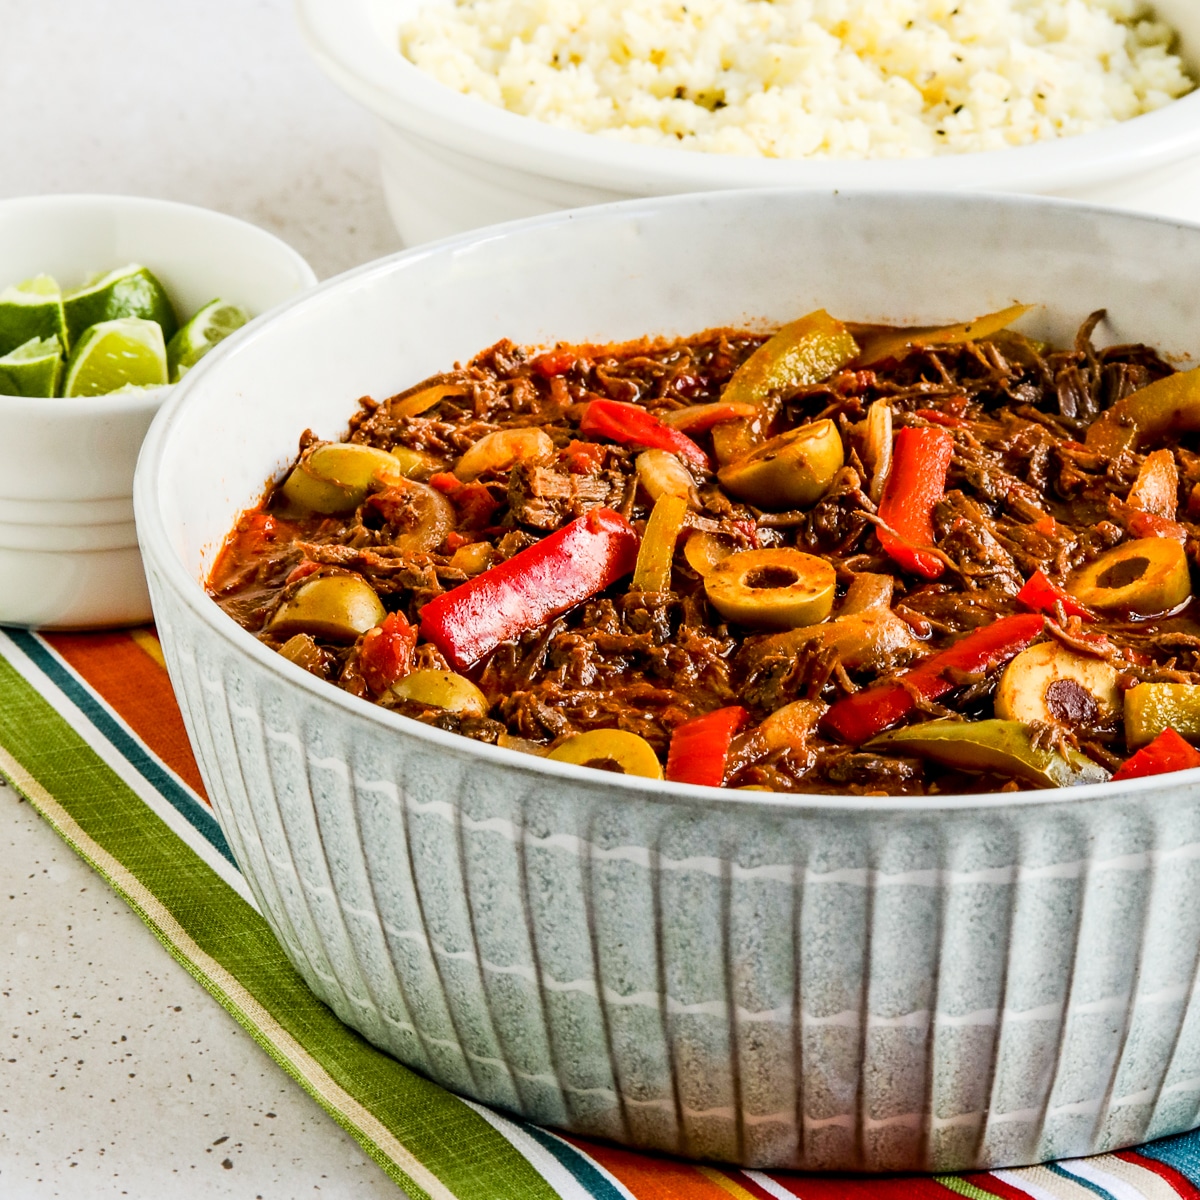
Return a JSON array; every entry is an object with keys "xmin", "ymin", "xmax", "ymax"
[{"xmin": 297, "ymin": 0, "xmax": 1200, "ymax": 245}]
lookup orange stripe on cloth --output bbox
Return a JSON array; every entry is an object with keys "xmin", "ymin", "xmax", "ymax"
[
  {"xmin": 42, "ymin": 628, "xmax": 209, "ymax": 804},
  {"xmin": 560, "ymin": 1139, "xmax": 751, "ymax": 1200}
]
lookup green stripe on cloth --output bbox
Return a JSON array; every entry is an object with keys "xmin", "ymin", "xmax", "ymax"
[
  {"xmin": 0, "ymin": 652, "xmax": 559, "ymax": 1200},
  {"xmin": 936, "ymin": 1177, "xmax": 1007, "ymax": 1199}
]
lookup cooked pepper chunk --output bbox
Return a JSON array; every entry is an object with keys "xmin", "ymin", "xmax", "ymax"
[
  {"xmin": 1112, "ymin": 727, "xmax": 1200, "ymax": 781},
  {"xmin": 580, "ymin": 398, "xmax": 709, "ymax": 469},
  {"xmin": 1086, "ymin": 366, "xmax": 1200, "ymax": 457},
  {"xmin": 419, "ymin": 507, "xmax": 640, "ymax": 670},
  {"xmin": 720, "ymin": 309, "xmax": 859, "ymax": 407},
  {"xmin": 821, "ymin": 613, "xmax": 1045, "ymax": 743},
  {"xmin": 1017, "ymin": 570, "xmax": 1095, "ymax": 621},
  {"xmin": 867, "ymin": 719, "xmax": 1110, "ymax": 789},
  {"xmin": 855, "ymin": 303, "xmax": 1032, "ymax": 366},
  {"xmin": 632, "ymin": 494, "xmax": 689, "ymax": 593},
  {"xmin": 666, "ymin": 706, "xmax": 749, "ymax": 787},
  {"xmin": 875, "ymin": 426, "xmax": 954, "ymax": 578},
  {"xmin": 1124, "ymin": 684, "xmax": 1200, "ymax": 748}
]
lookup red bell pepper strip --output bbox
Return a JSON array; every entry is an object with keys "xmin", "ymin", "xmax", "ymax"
[
  {"xmin": 666, "ymin": 706, "xmax": 749, "ymax": 787},
  {"xmin": 580, "ymin": 399, "xmax": 709, "ymax": 470},
  {"xmin": 875, "ymin": 426, "xmax": 954, "ymax": 579},
  {"xmin": 821, "ymin": 612, "xmax": 1045, "ymax": 744},
  {"xmin": 1016, "ymin": 570, "xmax": 1095, "ymax": 622},
  {"xmin": 419, "ymin": 507, "xmax": 640, "ymax": 670},
  {"xmin": 1112, "ymin": 727, "xmax": 1200, "ymax": 782},
  {"xmin": 359, "ymin": 611, "xmax": 418, "ymax": 695}
]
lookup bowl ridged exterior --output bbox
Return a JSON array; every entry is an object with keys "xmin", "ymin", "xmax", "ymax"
[{"xmin": 148, "ymin": 564, "xmax": 1200, "ymax": 1171}]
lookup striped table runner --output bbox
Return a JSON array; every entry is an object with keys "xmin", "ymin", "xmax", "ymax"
[{"xmin": 3, "ymin": 624, "xmax": 1200, "ymax": 1200}]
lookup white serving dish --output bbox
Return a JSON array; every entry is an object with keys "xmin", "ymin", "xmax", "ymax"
[
  {"xmin": 296, "ymin": 0, "xmax": 1200, "ymax": 245},
  {"xmin": 0, "ymin": 194, "xmax": 317, "ymax": 629},
  {"xmin": 137, "ymin": 190, "xmax": 1200, "ymax": 1172}
]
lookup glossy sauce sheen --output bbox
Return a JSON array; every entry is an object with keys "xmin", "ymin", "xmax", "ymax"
[{"xmin": 208, "ymin": 319, "xmax": 1200, "ymax": 794}]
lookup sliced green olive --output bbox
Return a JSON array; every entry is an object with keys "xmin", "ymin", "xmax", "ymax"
[
  {"xmin": 1068, "ymin": 537, "xmax": 1190, "ymax": 616},
  {"xmin": 372, "ymin": 479, "xmax": 456, "ymax": 555},
  {"xmin": 391, "ymin": 669, "xmax": 488, "ymax": 717},
  {"xmin": 704, "ymin": 548, "xmax": 836, "ymax": 630},
  {"xmin": 867, "ymin": 719, "xmax": 1110, "ymax": 788},
  {"xmin": 279, "ymin": 443, "xmax": 406, "ymax": 514},
  {"xmin": 683, "ymin": 530, "xmax": 737, "ymax": 578},
  {"xmin": 635, "ymin": 449, "xmax": 696, "ymax": 504},
  {"xmin": 717, "ymin": 419, "xmax": 844, "ymax": 510},
  {"xmin": 547, "ymin": 729, "xmax": 664, "ymax": 779},
  {"xmin": 454, "ymin": 428, "xmax": 555, "ymax": 481},
  {"xmin": 269, "ymin": 575, "xmax": 386, "ymax": 643},
  {"xmin": 389, "ymin": 445, "xmax": 443, "ymax": 479},
  {"xmin": 448, "ymin": 541, "xmax": 495, "ymax": 575},
  {"xmin": 1124, "ymin": 683, "xmax": 1200, "ymax": 748},
  {"xmin": 994, "ymin": 642, "xmax": 1120, "ymax": 728}
]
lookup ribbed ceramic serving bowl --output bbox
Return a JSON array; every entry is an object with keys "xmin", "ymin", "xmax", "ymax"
[
  {"xmin": 136, "ymin": 190, "xmax": 1200, "ymax": 1172},
  {"xmin": 296, "ymin": 0, "xmax": 1200, "ymax": 245},
  {"xmin": 0, "ymin": 194, "xmax": 316, "ymax": 629}
]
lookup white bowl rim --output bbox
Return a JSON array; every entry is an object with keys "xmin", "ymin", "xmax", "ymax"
[
  {"xmin": 136, "ymin": 185, "xmax": 1200, "ymax": 816},
  {"xmin": 0, "ymin": 192, "xmax": 318, "ymax": 419},
  {"xmin": 296, "ymin": 0, "xmax": 1200, "ymax": 195}
]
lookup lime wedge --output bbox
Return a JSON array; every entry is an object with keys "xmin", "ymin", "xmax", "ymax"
[
  {"xmin": 0, "ymin": 275, "xmax": 68, "ymax": 357},
  {"xmin": 0, "ymin": 335, "xmax": 65, "ymax": 397},
  {"xmin": 62, "ymin": 317, "xmax": 168, "ymax": 397},
  {"xmin": 167, "ymin": 298, "xmax": 249, "ymax": 381},
  {"xmin": 63, "ymin": 264, "xmax": 178, "ymax": 347}
]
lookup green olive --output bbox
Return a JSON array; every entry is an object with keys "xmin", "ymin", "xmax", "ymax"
[
  {"xmin": 279, "ymin": 443, "xmax": 406, "ymax": 514},
  {"xmin": 547, "ymin": 729, "xmax": 664, "ymax": 779},
  {"xmin": 391, "ymin": 669, "xmax": 488, "ymax": 717},
  {"xmin": 374, "ymin": 480, "xmax": 456, "ymax": 555},
  {"xmin": 994, "ymin": 642, "xmax": 1120, "ymax": 728},
  {"xmin": 269, "ymin": 575, "xmax": 386, "ymax": 643},
  {"xmin": 1068, "ymin": 537, "xmax": 1190, "ymax": 616},
  {"xmin": 704, "ymin": 548, "xmax": 836, "ymax": 629},
  {"xmin": 447, "ymin": 541, "xmax": 495, "ymax": 575},
  {"xmin": 717, "ymin": 419, "xmax": 844, "ymax": 510}
]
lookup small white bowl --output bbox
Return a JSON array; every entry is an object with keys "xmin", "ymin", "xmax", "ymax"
[
  {"xmin": 297, "ymin": 0, "xmax": 1200, "ymax": 245},
  {"xmin": 0, "ymin": 194, "xmax": 317, "ymax": 629}
]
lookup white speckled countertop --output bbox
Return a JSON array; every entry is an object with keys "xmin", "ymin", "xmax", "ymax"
[{"xmin": 0, "ymin": 2, "xmax": 409, "ymax": 1195}]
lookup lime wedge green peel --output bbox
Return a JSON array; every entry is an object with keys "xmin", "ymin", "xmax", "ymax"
[
  {"xmin": 0, "ymin": 336, "xmax": 65, "ymax": 398},
  {"xmin": 167, "ymin": 298, "xmax": 248, "ymax": 381},
  {"xmin": 63, "ymin": 264, "xmax": 178, "ymax": 347},
  {"xmin": 62, "ymin": 317, "xmax": 168, "ymax": 398},
  {"xmin": 0, "ymin": 275, "xmax": 68, "ymax": 358}
]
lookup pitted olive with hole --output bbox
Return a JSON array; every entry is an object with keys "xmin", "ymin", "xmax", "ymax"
[
  {"xmin": 995, "ymin": 641, "xmax": 1120, "ymax": 728},
  {"xmin": 547, "ymin": 729, "xmax": 664, "ymax": 778},
  {"xmin": 1068, "ymin": 537, "xmax": 1191, "ymax": 615},
  {"xmin": 391, "ymin": 669, "xmax": 489, "ymax": 717},
  {"xmin": 279, "ymin": 443, "xmax": 407, "ymax": 514},
  {"xmin": 717, "ymin": 419, "xmax": 844, "ymax": 509},
  {"xmin": 268, "ymin": 575, "xmax": 386, "ymax": 642},
  {"xmin": 704, "ymin": 548, "xmax": 836, "ymax": 629}
]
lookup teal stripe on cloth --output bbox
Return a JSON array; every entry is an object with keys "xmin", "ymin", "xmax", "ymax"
[
  {"xmin": 523, "ymin": 1127, "xmax": 630, "ymax": 1200},
  {"xmin": 1138, "ymin": 1135, "xmax": 1200, "ymax": 1186},
  {"xmin": 1048, "ymin": 1162, "xmax": 1120, "ymax": 1200},
  {"xmin": 5, "ymin": 628, "xmax": 234, "ymax": 865},
  {"xmin": 0, "ymin": 646, "xmax": 564, "ymax": 1200}
]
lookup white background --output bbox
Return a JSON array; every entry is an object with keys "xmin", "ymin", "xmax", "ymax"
[{"xmin": 0, "ymin": 1, "xmax": 414, "ymax": 1196}]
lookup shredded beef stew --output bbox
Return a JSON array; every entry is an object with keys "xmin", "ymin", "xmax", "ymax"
[{"xmin": 208, "ymin": 307, "xmax": 1200, "ymax": 794}]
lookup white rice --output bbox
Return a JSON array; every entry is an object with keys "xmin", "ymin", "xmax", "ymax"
[{"xmin": 399, "ymin": 0, "xmax": 1194, "ymax": 159}]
